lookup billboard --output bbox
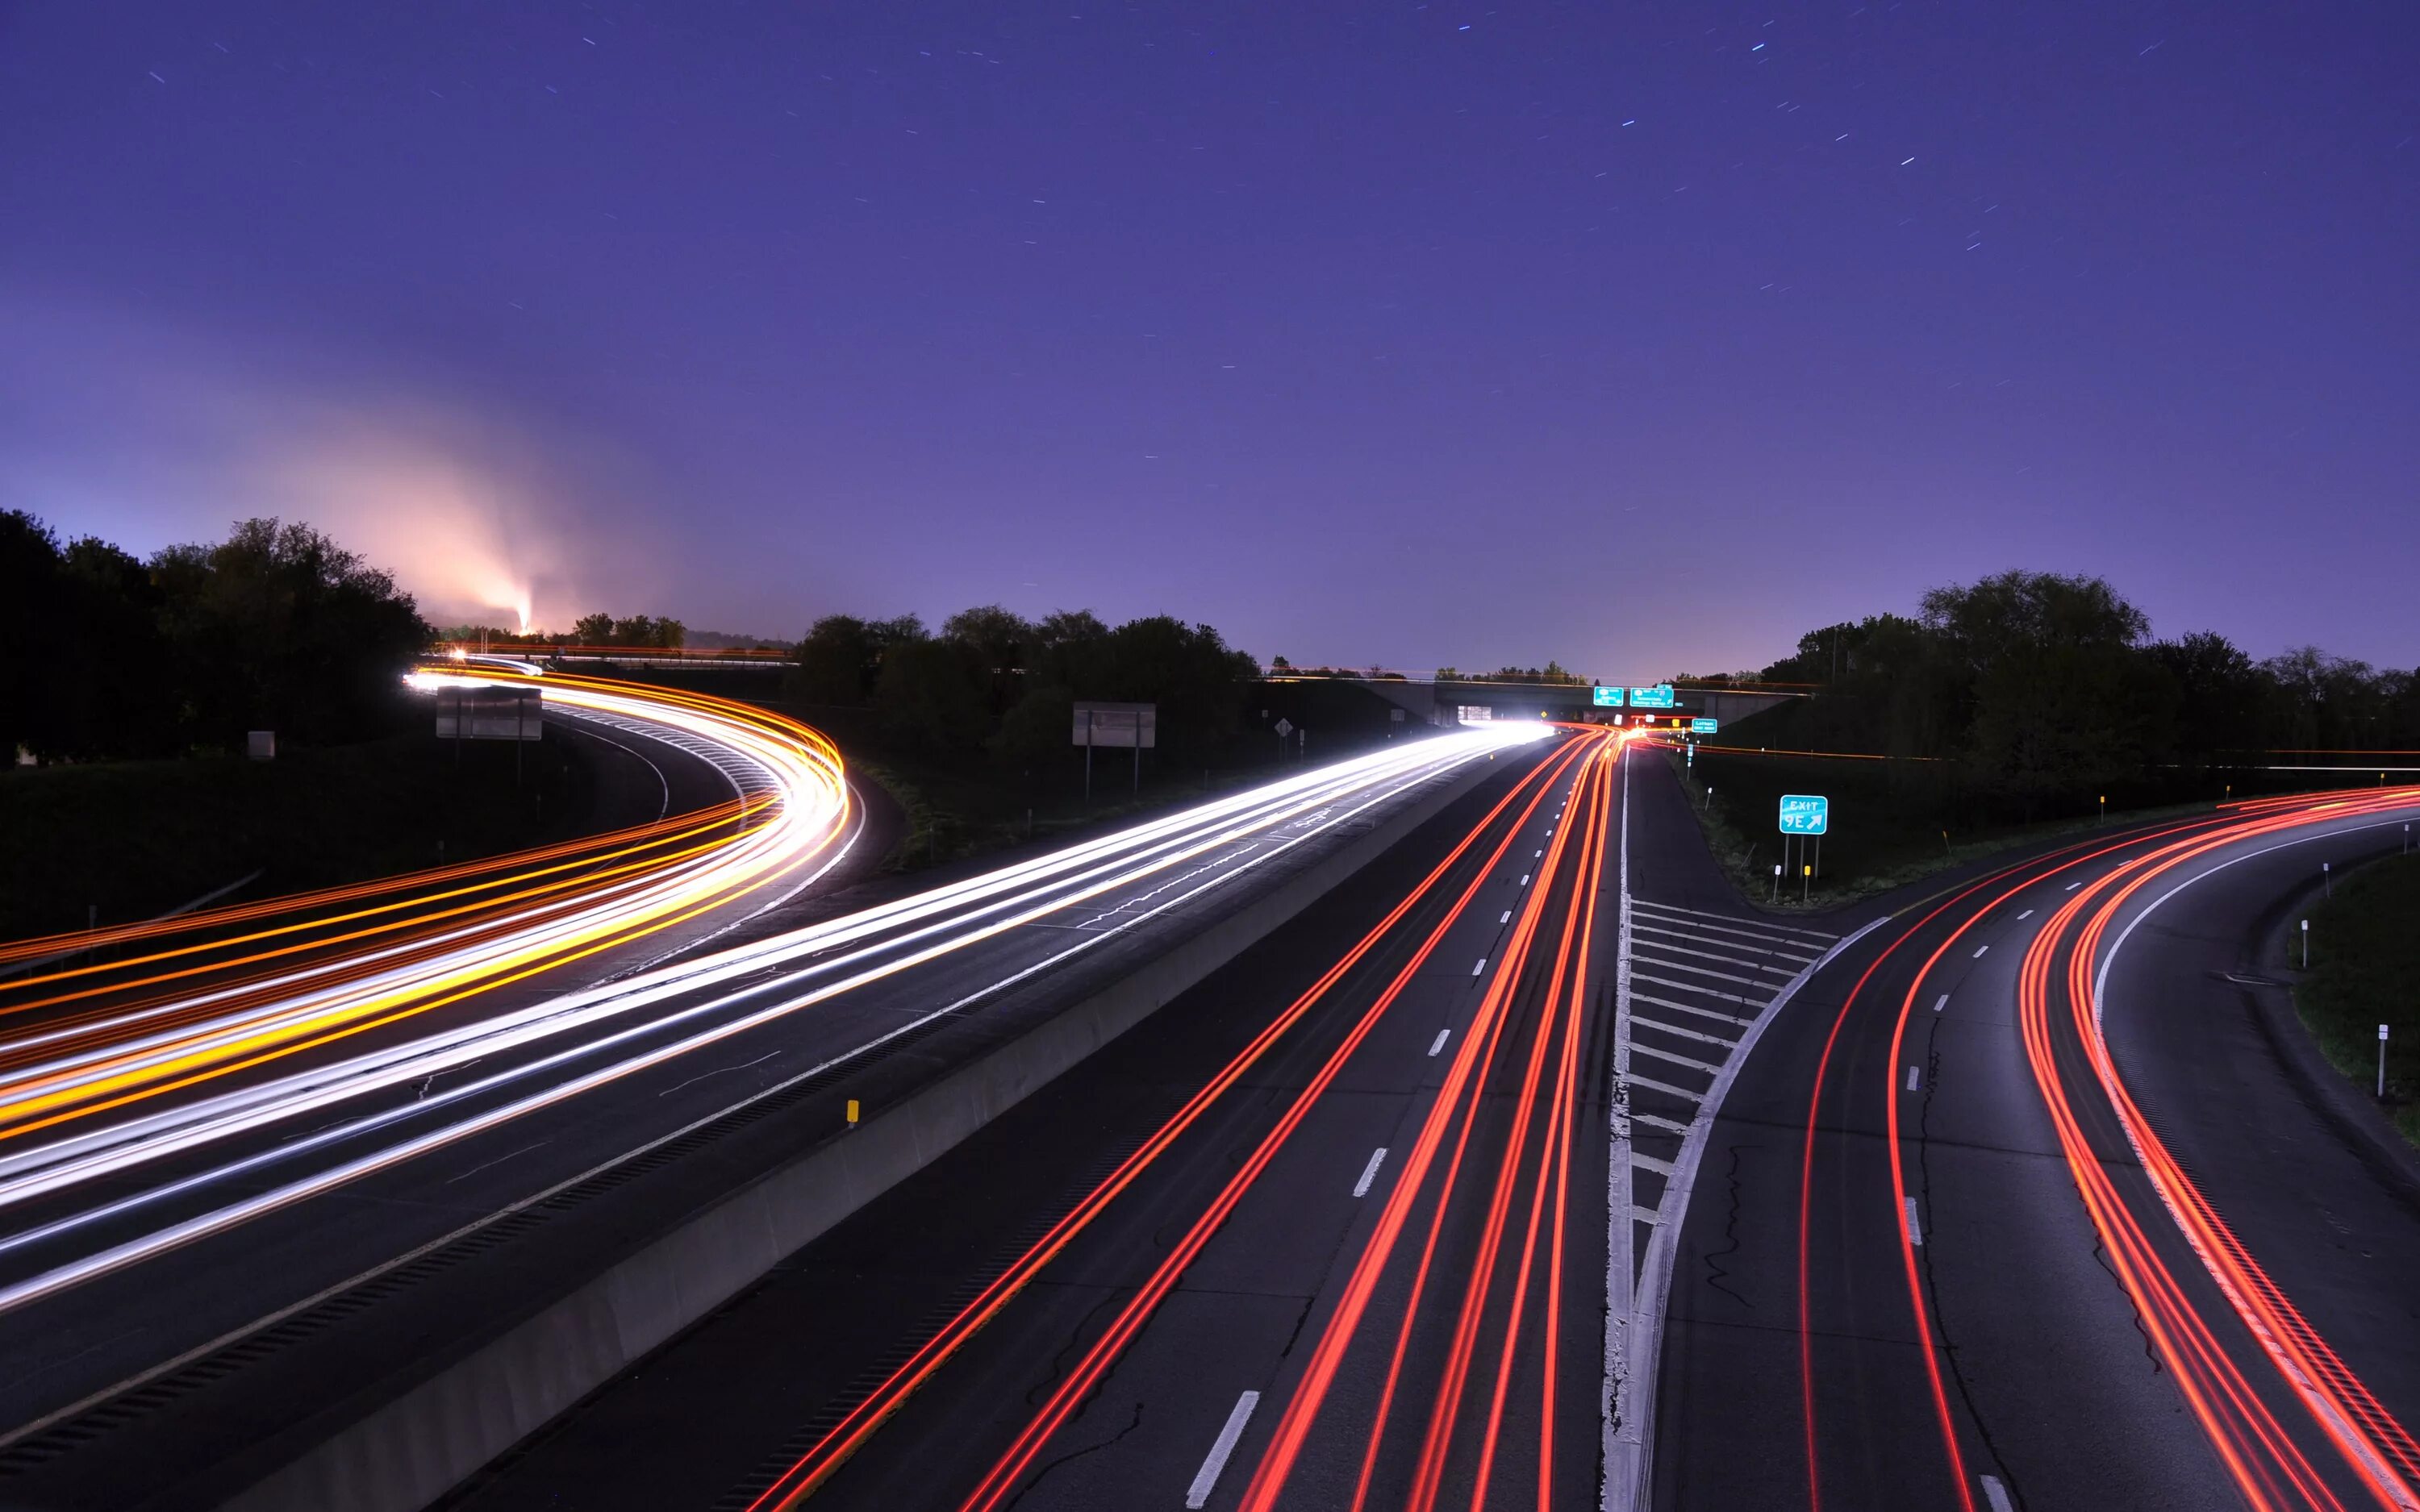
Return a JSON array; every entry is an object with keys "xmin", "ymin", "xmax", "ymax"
[
  {"xmin": 435, "ymin": 685, "xmax": 543, "ymax": 741},
  {"xmin": 1073, "ymin": 701, "xmax": 1158, "ymax": 748}
]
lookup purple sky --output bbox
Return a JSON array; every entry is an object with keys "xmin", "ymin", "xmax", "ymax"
[{"xmin": 2, "ymin": 2, "xmax": 2413, "ymax": 678}]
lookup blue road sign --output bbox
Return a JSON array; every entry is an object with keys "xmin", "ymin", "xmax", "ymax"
[
  {"xmin": 1690, "ymin": 717, "xmax": 1718, "ymax": 734},
  {"xmin": 1592, "ymin": 685, "xmax": 1625, "ymax": 708},
  {"xmin": 1629, "ymin": 684, "xmax": 1676, "ymax": 709},
  {"xmin": 1778, "ymin": 793, "xmax": 1830, "ymax": 835}
]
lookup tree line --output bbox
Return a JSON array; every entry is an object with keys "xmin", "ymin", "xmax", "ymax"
[
  {"xmin": 434, "ymin": 614, "xmax": 695, "ymax": 648},
  {"xmin": 786, "ymin": 607, "xmax": 1261, "ymax": 764},
  {"xmin": 1732, "ymin": 569, "xmax": 2420, "ymax": 816},
  {"xmin": 2, "ymin": 513, "xmax": 428, "ymax": 764}
]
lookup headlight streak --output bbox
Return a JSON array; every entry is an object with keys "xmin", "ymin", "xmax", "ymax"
[
  {"xmin": 0, "ymin": 731, "xmax": 1514, "ymax": 1208},
  {"xmin": 733, "ymin": 731, "xmax": 1591, "ymax": 1511},
  {"xmin": 0, "ymin": 672, "xmax": 855, "ymax": 1141},
  {"xmin": 0, "ymin": 727, "xmax": 1544, "ymax": 1317},
  {"xmin": 954, "ymin": 731, "xmax": 1619, "ymax": 1512}
]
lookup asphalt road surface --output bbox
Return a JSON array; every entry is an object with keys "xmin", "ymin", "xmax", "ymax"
[{"xmin": 0, "ymin": 691, "xmax": 1532, "ymax": 1509}]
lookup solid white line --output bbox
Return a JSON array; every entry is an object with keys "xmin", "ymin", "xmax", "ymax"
[
  {"xmin": 1628, "ymin": 1016, "xmax": 1737, "ymax": 1049},
  {"xmin": 1628, "ymin": 897, "xmax": 1839, "ymax": 942},
  {"xmin": 2017, "ymin": 908, "xmax": 2034, "ymax": 920},
  {"xmin": 1352, "ymin": 1146, "xmax": 1389, "ymax": 1197},
  {"xmin": 1624, "ymin": 1071, "xmax": 1709, "ymax": 1102},
  {"xmin": 1604, "ymin": 739, "xmax": 1639, "ymax": 1505},
  {"xmin": 1615, "ymin": 911, "xmax": 1888, "ymax": 1512},
  {"xmin": 1428, "ymin": 1028, "xmax": 1450, "ymax": 1057},
  {"xmin": 1626, "ymin": 913, "xmax": 1827, "ymax": 956},
  {"xmin": 1630, "ymin": 976, "xmax": 1758, "ymax": 1008},
  {"xmin": 1629, "ymin": 989, "xmax": 1756, "ymax": 1026},
  {"xmin": 1631, "ymin": 1042, "xmax": 1724, "ymax": 1077},
  {"xmin": 1933, "ymin": 993, "xmax": 1949, "ymax": 1014},
  {"xmin": 1185, "ymin": 1389, "xmax": 1262, "ymax": 1508},
  {"xmin": 1971, "ymin": 944, "xmax": 1988, "ymax": 958},
  {"xmin": 1905, "ymin": 1196, "xmax": 1923, "ymax": 1246},
  {"xmin": 1472, "ymin": 958, "xmax": 1487, "ymax": 977},
  {"xmin": 1905, "ymin": 1065, "xmax": 1921, "ymax": 1092},
  {"xmin": 1980, "ymin": 1473, "xmax": 2017, "ymax": 1512}
]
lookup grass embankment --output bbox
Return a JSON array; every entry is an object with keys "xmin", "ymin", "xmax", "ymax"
[
  {"xmin": 2297, "ymin": 853, "xmax": 2420, "ymax": 1147},
  {"xmin": 0, "ymin": 734, "xmax": 579, "ymax": 943},
  {"xmin": 1662, "ymin": 748, "xmax": 2218, "ymax": 910}
]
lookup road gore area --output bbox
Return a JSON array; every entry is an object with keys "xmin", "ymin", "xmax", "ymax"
[{"xmin": 2298, "ymin": 852, "xmax": 2420, "ymax": 1145}]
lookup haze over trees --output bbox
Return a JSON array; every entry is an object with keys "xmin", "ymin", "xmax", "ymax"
[{"xmin": 2, "ymin": 513, "xmax": 428, "ymax": 763}]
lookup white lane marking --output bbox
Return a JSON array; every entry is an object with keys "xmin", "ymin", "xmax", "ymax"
[
  {"xmin": 1428, "ymin": 1029, "xmax": 1450, "ymax": 1057},
  {"xmin": 2017, "ymin": 908, "xmax": 2034, "ymax": 920},
  {"xmin": 1905, "ymin": 1066, "xmax": 1921, "ymax": 1092},
  {"xmin": 1628, "ymin": 896, "xmax": 1839, "ymax": 942},
  {"xmin": 1353, "ymin": 1147, "xmax": 1389, "ymax": 1197},
  {"xmin": 1971, "ymin": 944, "xmax": 1989, "ymax": 958},
  {"xmin": 1933, "ymin": 993, "xmax": 1949, "ymax": 1014},
  {"xmin": 1980, "ymin": 1472, "xmax": 2017, "ymax": 1512},
  {"xmin": 1535, "ymin": 849, "xmax": 1544, "ymax": 858},
  {"xmin": 1500, "ymin": 910, "xmax": 1511, "ymax": 924},
  {"xmin": 1521, "ymin": 873, "xmax": 1531, "ymax": 885},
  {"xmin": 1629, "ymin": 1015, "xmax": 1737, "ymax": 1048},
  {"xmin": 1471, "ymin": 958, "xmax": 1487, "ymax": 977},
  {"xmin": 1631, "ymin": 1110, "xmax": 1690, "ymax": 1134},
  {"xmin": 2065, "ymin": 881, "xmax": 2082, "ymax": 891},
  {"xmin": 1185, "ymin": 1389, "xmax": 1262, "ymax": 1508},
  {"xmin": 1905, "ymin": 1196, "xmax": 1923, "ymax": 1246},
  {"xmin": 1631, "ymin": 1042, "xmax": 1725, "ymax": 1076}
]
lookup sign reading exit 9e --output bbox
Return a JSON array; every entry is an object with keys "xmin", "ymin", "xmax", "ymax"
[
  {"xmin": 1591, "ymin": 685, "xmax": 1625, "ymax": 708},
  {"xmin": 1628, "ymin": 684, "xmax": 1676, "ymax": 709},
  {"xmin": 1778, "ymin": 793, "xmax": 1830, "ymax": 835}
]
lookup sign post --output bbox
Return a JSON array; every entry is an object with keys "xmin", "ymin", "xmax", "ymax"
[
  {"xmin": 1074, "ymin": 702, "xmax": 1157, "ymax": 802},
  {"xmin": 1778, "ymin": 794, "xmax": 1830, "ymax": 835}
]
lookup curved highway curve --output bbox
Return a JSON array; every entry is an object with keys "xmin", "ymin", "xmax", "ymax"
[
  {"xmin": 0, "ymin": 714, "xmax": 1547, "ymax": 1510},
  {"xmin": 1650, "ymin": 781, "xmax": 2420, "ymax": 1512}
]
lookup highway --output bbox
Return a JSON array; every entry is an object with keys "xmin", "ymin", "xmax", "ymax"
[
  {"xmin": 6, "ymin": 690, "xmax": 2416, "ymax": 1511},
  {"xmin": 0, "ymin": 677, "xmax": 1543, "ymax": 1509},
  {"xmin": 1652, "ymin": 769, "xmax": 2420, "ymax": 1512},
  {"xmin": 444, "ymin": 723, "xmax": 1629, "ymax": 1510},
  {"xmin": 435, "ymin": 739, "xmax": 2420, "ymax": 1512}
]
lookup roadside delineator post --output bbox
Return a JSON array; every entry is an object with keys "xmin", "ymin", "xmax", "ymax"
[
  {"xmin": 2379, "ymin": 1025, "xmax": 2391, "ymax": 1100},
  {"xmin": 845, "ymin": 1098, "xmax": 860, "ymax": 1129},
  {"xmin": 2323, "ymin": 861, "xmax": 2332, "ymax": 898},
  {"xmin": 2301, "ymin": 918, "xmax": 2309, "ymax": 969}
]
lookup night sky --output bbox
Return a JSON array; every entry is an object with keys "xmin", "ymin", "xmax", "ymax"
[{"xmin": 2, "ymin": 2, "xmax": 2413, "ymax": 677}]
